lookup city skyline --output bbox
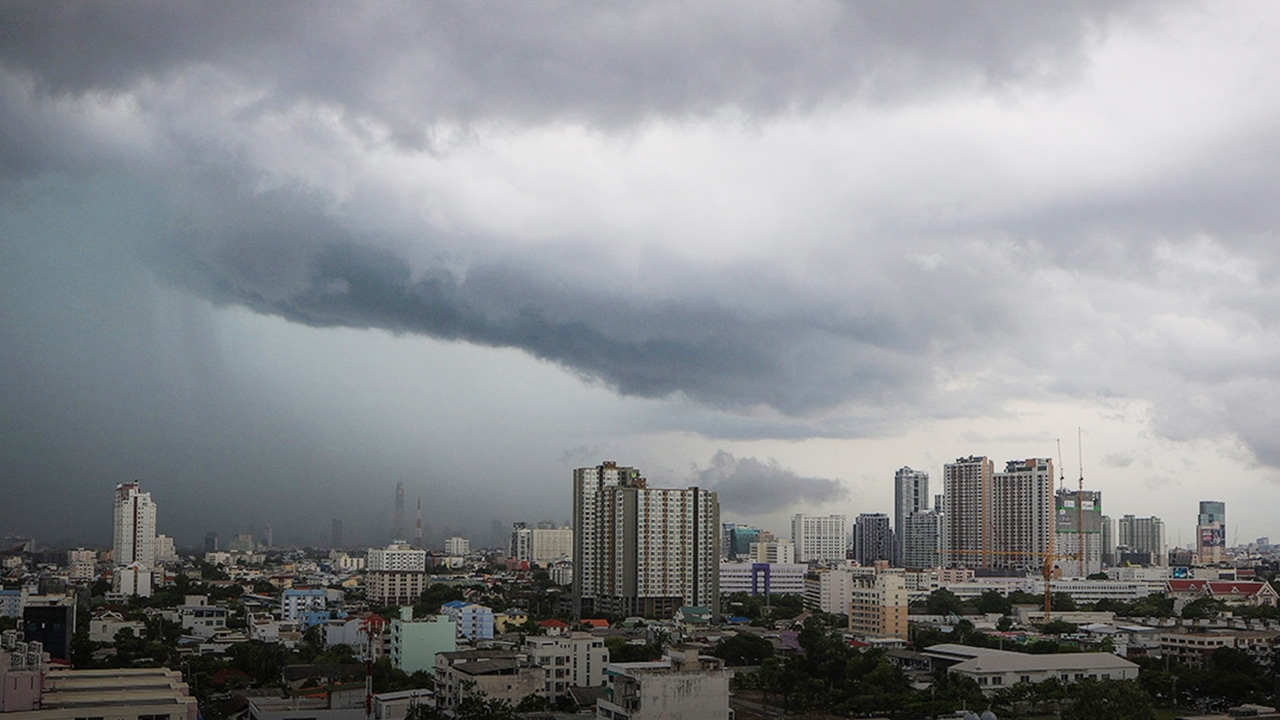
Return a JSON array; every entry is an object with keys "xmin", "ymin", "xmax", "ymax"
[{"xmin": 6, "ymin": 4, "xmax": 1280, "ymax": 547}]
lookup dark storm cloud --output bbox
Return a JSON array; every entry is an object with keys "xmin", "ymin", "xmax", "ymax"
[
  {"xmin": 0, "ymin": 1, "xmax": 1141, "ymax": 139},
  {"xmin": 693, "ymin": 450, "xmax": 847, "ymax": 515}
]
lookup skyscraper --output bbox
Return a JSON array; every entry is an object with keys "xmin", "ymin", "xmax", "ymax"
[
  {"xmin": 943, "ymin": 456, "xmax": 993, "ymax": 568},
  {"xmin": 990, "ymin": 458, "xmax": 1055, "ymax": 572},
  {"xmin": 1117, "ymin": 514, "xmax": 1166, "ymax": 566},
  {"xmin": 791, "ymin": 514, "xmax": 848, "ymax": 563},
  {"xmin": 573, "ymin": 462, "xmax": 719, "ymax": 619},
  {"xmin": 853, "ymin": 513, "xmax": 894, "ymax": 566},
  {"xmin": 1196, "ymin": 500, "xmax": 1226, "ymax": 565},
  {"xmin": 901, "ymin": 510, "xmax": 942, "ymax": 570},
  {"xmin": 893, "ymin": 467, "xmax": 929, "ymax": 565},
  {"xmin": 112, "ymin": 482, "xmax": 156, "ymax": 597}
]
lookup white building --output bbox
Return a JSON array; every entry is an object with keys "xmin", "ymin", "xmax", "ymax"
[
  {"xmin": 523, "ymin": 632, "xmax": 608, "ymax": 698},
  {"xmin": 573, "ymin": 462, "xmax": 719, "ymax": 619},
  {"xmin": 67, "ymin": 549, "xmax": 96, "ymax": 584},
  {"xmin": 746, "ymin": 541, "xmax": 795, "ymax": 564},
  {"xmin": 718, "ymin": 562, "xmax": 807, "ymax": 596},
  {"xmin": 791, "ymin": 514, "xmax": 847, "ymax": 563},
  {"xmin": 596, "ymin": 655, "xmax": 732, "ymax": 720},
  {"xmin": 153, "ymin": 534, "xmax": 178, "ymax": 565},
  {"xmin": 443, "ymin": 536, "xmax": 470, "ymax": 556},
  {"xmin": 531, "ymin": 526, "xmax": 572, "ymax": 564},
  {"xmin": 112, "ymin": 482, "xmax": 156, "ymax": 597},
  {"xmin": 367, "ymin": 543, "xmax": 428, "ymax": 606}
]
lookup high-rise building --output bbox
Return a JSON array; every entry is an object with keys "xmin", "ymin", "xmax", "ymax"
[
  {"xmin": 721, "ymin": 524, "xmax": 763, "ymax": 561},
  {"xmin": 1101, "ymin": 515, "xmax": 1116, "ymax": 567},
  {"xmin": 943, "ymin": 456, "xmax": 993, "ymax": 568},
  {"xmin": 1196, "ymin": 500, "xmax": 1226, "ymax": 565},
  {"xmin": 1117, "ymin": 515, "xmax": 1166, "ymax": 566},
  {"xmin": 511, "ymin": 523, "xmax": 532, "ymax": 563},
  {"xmin": 893, "ymin": 467, "xmax": 929, "ymax": 565},
  {"xmin": 572, "ymin": 462, "xmax": 719, "ymax": 619},
  {"xmin": 990, "ymin": 458, "xmax": 1055, "ymax": 572},
  {"xmin": 848, "ymin": 575, "xmax": 908, "ymax": 640},
  {"xmin": 791, "ymin": 514, "xmax": 847, "ymax": 563},
  {"xmin": 367, "ymin": 542, "xmax": 428, "ymax": 606},
  {"xmin": 901, "ymin": 510, "xmax": 943, "ymax": 570},
  {"xmin": 67, "ymin": 549, "xmax": 96, "ymax": 584},
  {"xmin": 204, "ymin": 532, "xmax": 219, "ymax": 553},
  {"xmin": 444, "ymin": 536, "xmax": 470, "ymax": 556},
  {"xmin": 1053, "ymin": 489, "xmax": 1102, "ymax": 577},
  {"xmin": 112, "ymin": 482, "xmax": 156, "ymax": 597},
  {"xmin": 853, "ymin": 513, "xmax": 894, "ymax": 566}
]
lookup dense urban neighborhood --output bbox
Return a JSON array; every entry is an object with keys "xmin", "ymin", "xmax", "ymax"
[{"xmin": 4, "ymin": 464, "xmax": 1280, "ymax": 719}]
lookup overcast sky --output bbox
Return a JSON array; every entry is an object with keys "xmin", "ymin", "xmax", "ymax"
[{"xmin": 4, "ymin": 1, "xmax": 1280, "ymax": 550}]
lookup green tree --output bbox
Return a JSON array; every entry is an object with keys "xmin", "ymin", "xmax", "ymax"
[
  {"xmin": 1061, "ymin": 678, "xmax": 1155, "ymax": 720},
  {"xmin": 976, "ymin": 589, "xmax": 1013, "ymax": 616},
  {"xmin": 1181, "ymin": 597, "xmax": 1226, "ymax": 620},
  {"xmin": 925, "ymin": 588, "xmax": 964, "ymax": 615},
  {"xmin": 712, "ymin": 632, "xmax": 774, "ymax": 666}
]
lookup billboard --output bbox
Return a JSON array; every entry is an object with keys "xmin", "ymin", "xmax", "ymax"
[{"xmin": 1199, "ymin": 525, "xmax": 1225, "ymax": 548}]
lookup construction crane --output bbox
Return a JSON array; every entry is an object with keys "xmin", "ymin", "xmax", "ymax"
[{"xmin": 947, "ymin": 547, "xmax": 1078, "ymax": 622}]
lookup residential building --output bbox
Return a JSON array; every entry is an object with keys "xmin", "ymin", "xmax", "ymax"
[
  {"xmin": 718, "ymin": 562, "xmax": 807, "ymax": 596},
  {"xmin": 848, "ymin": 574, "xmax": 908, "ymax": 640},
  {"xmin": 803, "ymin": 565, "xmax": 875, "ymax": 615},
  {"xmin": 1054, "ymin": 489, "xmax": 1102, "ymax": 577},
  {"xmin": 894, "ymin": 466, "xmax": 929, "ymax": 566},
  {"xmin": 176, "ymin": 596, "xmax": 228, "ymax": 639},
  {"xmin": 281, "ymin": 588, "xmax": 326, "ymax": 623},
  {"xmin": 366, "ymin": 542, "xmax": 428, "ymax": 606},
  {"xmin": 746, "ymin": 541, "xmax": 795, "ymax": 564},
  {"xmin": 440, "ymin": 601, "xmax": 494, "ymax": 641},
  {"xmin": 990, "ymin": 458, "xmax": 1055, "ymax": 572},
  {"xmin": 510, "ymin": 523, "xmax": 532, "ymax": 563},
  {"xmin": 433, "ymin": 649, "xmax": 539, "ymax": 714},
  {"xmin": 596, "ymin": 655, "xmax": 732, "ymax": 720},
  {"xmin": 1196, "ymin": 500, "xmax": 1227, "ymax": 565},
  {"xmin": 853, "ymin": 513, "xmax": 894, "ymax": 566},
  {"xmin": 573, "ymin": 462, "xmax": 719, "ymax": 619},
  {"xmin": 791, "ymin": 514, "xmax": 847, "ymax": 563},
  {"xmin": 901, "ymin": 511, "xmax": 942, "ymax": 570},
  {"xmin": 66, "ymin": 549, "xmax": 96, "ymax": 584},
  {"xmin": 1159, "ymin": 628, "xmax": 1280, "ymax": 668},
  {"xmin": 1101, "ymin": 515, "xmax": 1116, "ymax": 567},
  {"xmin": 112, "ymin": 481, "xmax": 156, "ymax": 597},
  {"xmin": 153, "ymin": 534, "xmax": 178, "ymax": 564},
  {"xmin": 531, "ymin": 526, "xmax": 572, "ymax": 564},
  {"xmin": 943, "ymin": 456, "xmax": 993, "ymax": 568},
  {"xmin": 389, "ymin": 607, "xmax": 455, "ymax": 675},
  {"xmin": 1116, "ymin": 515, "xmax": 1166, "ymax": 567},
  {"xmin": 523, "ymin": 632, "xmax": 608, "ymax": 699},
  {"xmin": 444, "ymin": 536, "xmax": 470, "ymax": 557}
]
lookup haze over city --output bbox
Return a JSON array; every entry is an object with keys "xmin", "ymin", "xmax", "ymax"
[{"xmin": 5, "ymin": 2, "xmax": 1280, "ymax": 549}]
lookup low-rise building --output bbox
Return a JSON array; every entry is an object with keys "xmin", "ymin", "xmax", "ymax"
[
  {"xmin": 433, "ymin": 650, "xmax": 540, "ymax": 714},
  {"xmin": 1159, "ymin": 628, "xmax": 1280, "ymax": 668},
  {"xmin": 596, "ymin": 655, "xmax": 732, "ymax": 720},
  {"xmin": 922, "ymin": 643, "xmax": 1139, "ymax": 693},
  {"xmin": 440, "ymin": 601, "xmax": 494, "ymax": 642},
  {"xmin": 389, "ymin": 608, "xmax": 455, "ymax": 675},
  {"xmin": 719, "ymin": 562, "xmax": 806, "ymax": 596}
]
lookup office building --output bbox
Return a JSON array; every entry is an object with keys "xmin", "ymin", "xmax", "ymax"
[
  {"xmin": 721, "ymin": 524, "xmax": 764, "ymax": 560},
  {"xmin": 718, "ymin": 562, "xmax": 807, "ymax": 596},
  {"xmin": 203, "ymin": 532, "xmax": 218, "ymax": 553},
  {"xmin": 901, "ymin": 510, "xmax": 943, "ymax": 570},
  {"xmin": 1117, "ymin": 515, "xmax": 1166, "ymax": 567},
  {"xmin": 990, "ymin": 458, "xmax": 1055, "ymax": 572},
  {"xmin": 943, "ymin": 456, "xmax": 993, "ymax": 568},
  {"xmin": 747, "ymin": 541, "xmax": 795, "ymax": 564},
  {"xmin": 1196, "ymin": 500, "xmax": 1226, "ymax": 565},
  {"xmin": 791, "ymin": 514, "xmax": 847, "ymax": 563},
  {"xmin": 366, "ymin": 542, "xmax": 428, "ymax": 606},
  {"xmin": 853, "ymin": 513, "xmax": 894, "ymax": 566},
  {"xmin": 894, "ymin": 467, "xmax": 929, "ymax": 565},
  {"xmin": 112, "ymin": 482, "xmax": 156, "ymax": 597},
  {"xmin": 572, "ymin": 461, "xmax": 719, "ymax": 619},
  {"xmin": 1053, "ymin": 489, "xmax": 1102, "ymax": 577}
]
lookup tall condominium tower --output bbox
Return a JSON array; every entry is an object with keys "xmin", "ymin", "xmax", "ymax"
[
  {"xmin": 572, "ymin": 462, "xmax": 719, "ymax": 619},
  {"xmin": 112, "ymin": 481, "xmax": 157, "ymax": 597},
  {"xmin": 901, "ymin": 510, "xmax": 943, "ymax": 570},
  {"xmin": 1117, "ymin": 514, "xmax": 1166, "ymax": 566},
  {"xmin": 1053, "ymin": 489, "xmax": 1102, "ymax": 577},
  {"xmin": 791, "ymin": 514, "xmax": 848, "ymax": 563},
  {"xmin": 853, "ymin": 513, "xmax": 894, "ymax": 566},
  {"xmin": 893, "ymin": 467, "xmax": 929, "ymax": 566},
  {"xmin": 1196, "ymin": 500, "xmax": 1226, "ymax": 565},
  {"xmin": 943, "ymin": 456, "xmax": 993, "ymax": 568},
  {"xmin": 990, "ymin": 458, "xmax": 1055, "ymax": 572}
]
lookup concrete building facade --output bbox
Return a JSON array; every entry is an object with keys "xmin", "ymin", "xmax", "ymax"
[
  {"xmin": 894, "ymin": 466, "xmax": 929, "ymax": 566},
  {"xmin": 791, "ymin": 514, "xmax": 847, "ymax": 563}
]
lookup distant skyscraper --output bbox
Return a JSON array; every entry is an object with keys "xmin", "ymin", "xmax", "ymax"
[
  {"xmin": 1101, "ymin": 515, "xmax": 1116, "ymax": 566},
  {"xmin": 791, "ymin": 514, "xmax": 847, "ymax": 563},
  {"xmin": 943, "ymin": 456, "xmax": 993, "ymax": 568},
  {"xmin": 893, "ymin": 467, "xmax": 929, "ymax": 565},
  {"xmin": 1117, "ymin": 514, "xmax": 1166, "ymax": 566},
  {"xmin": 573, "ymin": 461, "xmax": 719, "ymax": 619},
  {"xmin": 112, "ymin": 482, "xmax": 156, "ymax": 597},
  {"xmin": 204, "ymin": 532, "xmax": 219, "ymax": 553},
  {"xmin": 511, "ymin": 522, "xmax": 532, "ymax": 562},
  {"xmin": 393, "ymin": 482, "xmax": 406, "ymax": 541},
  {"xmin": 990, "ymin": 458, "xmax": 1055, "ymax": 572},
  {"xmin": 413, "ymin": 499, "xmax": 424, "ymax": 549},
  {"xmin": 1196, "ymin": 500, "xmax": 1226, "ymax": 565},
  {"xmin": 853, "ymin": 513, "xmax": 894, "ymax": 566},
  {"xmin": 1053, "ymin": 489, "xmax": 1102, "ymax": 577}
]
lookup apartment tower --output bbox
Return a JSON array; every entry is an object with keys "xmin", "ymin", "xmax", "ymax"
[
  {"xmin": 893, "ymin": 467, "xmax": 929, "ymax": 566},
  {"xmin": 112, "ymin": 481, "xmax": 157, "ymax": 597},
  {"xmin": 943, "ymin": 456, "xmax": 993, "ymax": 568}
]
